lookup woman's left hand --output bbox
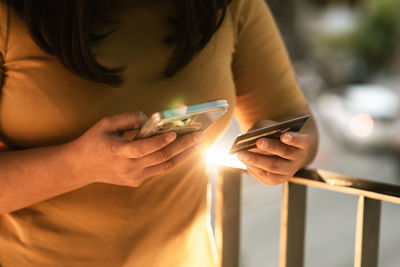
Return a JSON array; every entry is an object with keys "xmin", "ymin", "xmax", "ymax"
[{"xmin": 237, "ymin": 120, "xmax": 311, "ymax": 185}]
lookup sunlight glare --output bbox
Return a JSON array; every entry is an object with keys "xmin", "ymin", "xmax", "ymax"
[{"xmin": 205, "ymin": 146, "xmax": 247, "ymax": 170}]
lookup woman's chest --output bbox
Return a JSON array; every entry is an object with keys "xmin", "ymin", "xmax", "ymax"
[{"xmin": 0, "ymin": 5, "xmax": 237, "ymax": 147}]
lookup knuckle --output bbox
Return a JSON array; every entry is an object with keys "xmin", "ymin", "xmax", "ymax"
[
  {"xmin": 184, "ymin": 134, "xmax": 196, "ymax": 147},
  {"xmin": 282, "ymin": 146, "xmax": 293, "ymax": 158},
  {"xmin": 269, "ymin": 175, "xmax": 287, "ymax": 185},
  {"xmin": 258, "ymin": 168, "xmax": 268, "ymax": 178},
  {"xmin": 263, "ymin": 179, "xmax": 279, "ymax": 186},
  {"xmin": 276, "ymin": 176, "xmax": 289, "ymax": 184},
  {"xmin": 282, "ymin": 175, "xmax": 291, "ymax": 182},
  {"xmin": 266, "ymin": 140, "xmax": 276, "ymax": 151},
  {"xmin": 130, "ymin": 111, "xmax": 147, "ymax": 125},
  {"xmin": 247, "ymin": 168, "xmax": 260, "ymax": 179},
  {"xmin": 157, "ymin": 134, "xmax": 170, "ymax": 146},
  {"xmin": 164, "ymin": 159, "xmax": 176, "ymax": 171},
  {"xmin": 269, "ymin": 158, "xmax": 281, "ymax": 171},
  {"xmin": 130, "ymin": 145, "xmax": 144, "ymax": 158},
  {"xmin": 282, "ymin": 163, "xmax": 295, "ymax": 175},
  {"xmin": 132, "ymin": 110, "xmax": 146, "ymax": 118},
  {"xmin": 99, "ymin": 117, "xmax": 112, "ymax": 128},
  {"xmin": 253, "ymin": 168, "xmax": 267, "ymax": 180},
  {"xmin": 156, "ymin": 149, "xmax": 171, "ymax": 162},
  {"xmin": 117, "ymin": 163, "xmax": 133, "ymax": 176},
  {"xmin": 110, "ymin": 142, "xmax": 120, "ymax": 155},
  {"xmin": 131, "ymin": 179, "xmax": 144, "ymax": 188},
  {"xmin": 245, "ymin": 154, "xmax": 254, "ymax": 164},
  {"xmin": 261, "ymin": 175, "xmax": 279, "ymax": 186}
]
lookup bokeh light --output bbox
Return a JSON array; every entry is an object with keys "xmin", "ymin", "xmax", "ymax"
[{"xmin": 350, "ymin": 113, "xmax": 374, "ymax": 138}]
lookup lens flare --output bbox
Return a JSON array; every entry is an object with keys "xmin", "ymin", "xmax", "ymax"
[
  {"xmin": 205, "ymin": 146, "xmax": 247, "ymax": 170},
  {"xmin": 350, "ymin": 113, "xmax": 374, "ymax": 138}
]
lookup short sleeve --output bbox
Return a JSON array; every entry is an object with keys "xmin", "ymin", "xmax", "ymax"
[{"xmin": 230, "ymin": 0, "xmax": 307, "ymax": 131}]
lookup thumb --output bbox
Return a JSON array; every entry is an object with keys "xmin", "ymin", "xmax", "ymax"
[
  {"xmin": 248, "ymin": 120, "xmax": 277, "ymax": 132},
  {"xmin": 100, "ymin": 111, "xmax": 148, "ymax": 132}
]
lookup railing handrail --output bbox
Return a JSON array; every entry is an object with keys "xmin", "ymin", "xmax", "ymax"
[
  {"xmin": 292, "ymin": 169, "xmax": 400, "ymax": 204},
  {"xmin": 216, "ymin": 167, "xmax": 400, "ymax": 267},
  {"xmin": 222, "ymin": 167, "xmax": 400, "ymax": 203}
]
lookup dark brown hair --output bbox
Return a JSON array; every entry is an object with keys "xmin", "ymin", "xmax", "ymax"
[{"xmin": 4, "ymin": 0, "xmax": 231, "ymax": 86}]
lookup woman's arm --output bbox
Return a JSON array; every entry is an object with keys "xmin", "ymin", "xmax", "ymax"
[
  {"xmin": 0, "ymin": 112, "xmax": 203, "ymax": 214},
  {"xmin": 230, "ymin": 0, "xmax": 319, "ymax": 184},
  {"xmin": 0, "ymin": 144, "xmax": 90, "ymax": 214}
]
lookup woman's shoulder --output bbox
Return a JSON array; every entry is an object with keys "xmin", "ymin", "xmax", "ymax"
[
  {"xmin": 228, "ymin": 0, "xmax": 268, "ymax": 21},
  {"xmin": 228, "ymin": 0, "xmax": 275, "ymax": 45}
]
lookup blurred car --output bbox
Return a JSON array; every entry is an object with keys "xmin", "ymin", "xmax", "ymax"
[{"xmin": 317, "ymin": 84, "xmax": 400, "ymax": 151}]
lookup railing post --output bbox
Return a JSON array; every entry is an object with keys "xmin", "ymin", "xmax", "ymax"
[
  {"xmin": 216, "ymin": 167, "xmax": 241, "ymax": 267},
  {"xmin": 354, "ymin": 196, "xmax": 381, "ymax": 267},
  {"xmin": 279, "ymin": 182, "xmax": 307, "ymax": 267}
]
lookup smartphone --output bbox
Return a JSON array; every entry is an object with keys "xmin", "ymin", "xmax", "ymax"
[
  {"xmin": 132, "ymin": 99, "xmax": 229, "ymax": 140},
  {"xmin": 229, "ymin": 115, "xmax": 310, "ymax": 154}
]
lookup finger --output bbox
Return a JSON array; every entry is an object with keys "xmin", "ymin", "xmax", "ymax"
[
  {"xmin": 137, "ymin": 131, "xmax": 203, "ymax": 167},
  {"xmin": 255, "ymin": 138, "xmax": 302, "ymax": 160},
  {"xmin": 248, "ymin": 147, "xmax": 273, "ymax": 156},
  {"xmin": 119, "ymin": 132, "xmax": 177, "ymax": 158},
  {"xmin": 100, "ymin": 111, "xmax": 148, "ymax": 132},
  {"xmin": 280, "ymin": 132, "xmax": 311, "ymax": 149},
  {"xmin": 139, "ymin": 144, "xmax": 199, "ymax": 180},
  {"xmin": 246, "ymin": 165, "xmax": 289, "ymax": 185},
  {"xmin": 237, "ymin": 151, "xmax": 295, "ymax": 176}
]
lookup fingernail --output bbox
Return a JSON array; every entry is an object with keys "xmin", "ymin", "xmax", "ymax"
[
  {"xmin": 284, "ymin": 134, "xmax": 293, "ymax": 143},
  {"xmin": 194, "ymin": 132, "xmax": 204, "ymax": 142},
  {"xmin": 259, "ymin": 139, "xmax": 269, "ymax": 149},
  {"xmin": 238, "ymin": 152, "xmax": 250, "ymax": 162},
  {"xmin": 165, "ymin": 132, "xmax": 177, "ymax": 142}
]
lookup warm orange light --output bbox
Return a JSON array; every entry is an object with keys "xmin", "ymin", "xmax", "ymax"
[
  {"xmin": 205, "ymin": 146, "xmax": 247, "ymax": 170},
  {"xmin": 350, "ymin": 113, "xmax": 374, "ymax": 138}
]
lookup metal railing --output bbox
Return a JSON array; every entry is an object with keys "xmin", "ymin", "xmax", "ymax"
[{"xmin": 215, "ymin": 167, "xmax": 400, "ymax": 267}]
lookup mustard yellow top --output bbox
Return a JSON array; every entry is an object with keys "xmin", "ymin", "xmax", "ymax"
[{"xmin": 0, "ymin": 0, "xmax": 306, "ymax": 266}]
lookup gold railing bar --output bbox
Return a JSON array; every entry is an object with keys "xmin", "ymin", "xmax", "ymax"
[
  {"xmin": 291, "ymin": 169, "xmax": 400, "ymax": 204},
  {"xmin": 216, "ymin": 167, "xmax": 241, "ymax": 267},
  {"xmin": 218, "ymin": 168, "xmax": 400, "ymax": 203},
  {"xmin": 354, "ymin": 196, "xmax": 381, "ymax": 267},
  {"xmin": 216, "ymin": 167, "xmax": 398, "ymax": 267},
  {"xmin": 279, "ymin": 183, "xmax": 307, "ymax": 267}
]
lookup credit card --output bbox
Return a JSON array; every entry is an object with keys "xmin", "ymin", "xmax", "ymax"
[{"xmin": 229, "ymin": 115, "xmax": 310, "ymax": 154}]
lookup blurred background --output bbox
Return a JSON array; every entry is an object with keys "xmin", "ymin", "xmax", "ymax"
[{"xmin": 209, "ymin": 0, "xmax": 400, "ymax": 266}]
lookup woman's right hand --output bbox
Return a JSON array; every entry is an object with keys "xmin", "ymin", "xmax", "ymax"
[{"xmin": 65, "ymin": 111, "xmax": 203, "ymax": 188}]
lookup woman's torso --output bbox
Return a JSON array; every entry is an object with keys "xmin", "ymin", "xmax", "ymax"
[{"xmin": 0, "ymin": 1, "xmax": 236, "ymax": 266}]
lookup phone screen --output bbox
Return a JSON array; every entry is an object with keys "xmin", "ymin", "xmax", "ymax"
[{"xmin": 134, "ymin": 99, "xmax": 229, "ymax": 139}]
